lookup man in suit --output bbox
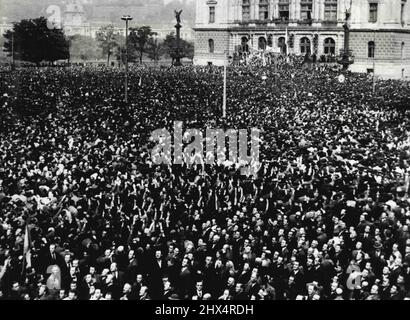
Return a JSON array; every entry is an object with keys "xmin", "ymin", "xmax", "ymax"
[
  {"xmin": 190, "ymin": 280, "xmax": 205, "ymax": 300},
  {"xmin": 42, "ymin": 244, "xmax": 64, "ymax": 274},
  {"xmin": 61, "ymin": 253, "xmax": 73, "ymax": 290},
  {"xmin": 149, "ymin": 250, "xmax": 167, "ymax": 299},
  {"xmin": 179, "ymin": 258, "xmax": 193, "ymax": 299},
  {"xmin": 232, "ymin": 283, "xmax": 248, "ymax": 300}
]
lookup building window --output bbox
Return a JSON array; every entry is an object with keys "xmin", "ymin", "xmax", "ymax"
[
  {"xmin": 259, "ymin": 0, "xmax": 269, "ymax": 20},
  {"xmin": 324, "ymin": 37, "xmax": 336, "ymax": 55},
  {"xmin": 278, "ymin": 37, "xmax": 287, "ymax": 54},
  {"xmin": 209, "ymin": 39, "xmax": 215, "ymax": 53},
  {"xmin": 301, "ymin": 0, "xmax": 313, "ymax": 20},
  {"xmin": 279, "ymin": 0, "xmax": 290, "ymax": 21},
  {"xmin": 267, "ymin": 34, "xmax": 273, "ymax": 47},
  {"xmin": 259, "ymin": 37, "xmax": 267, "ymax": 50},
  {"xmin": 369, "ymin": 3, "xmax": 378, "ymax": 23},
  {"xmin": 209, "ymin": 6, "xmax": 215, "ymax": 23},
  {"xmin": 324, "ymin": 0, "xmax": 338, "ymax": 21},
  {"xmin": 243, "ymin": 0, "xmax": 251, "ymax": 21},
  {"xmin": 241, "ymin": 37, "xmax": 250, "ymax": 53},
  {"xmin": 368, "ymin": 41, "xmax": 375, "ymax": 58},
  {"xmin": 300, "ymin": 37, "xmax": 311, "ymax": 54}
]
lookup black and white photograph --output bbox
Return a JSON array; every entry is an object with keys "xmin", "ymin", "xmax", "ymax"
[{"xmin": 0, "ymin": 0, "xmax": 410, "ymax": 310}]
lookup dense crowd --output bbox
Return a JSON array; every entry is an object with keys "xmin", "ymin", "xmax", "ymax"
[{"xmin": 0, "ymin": 61, "xmax": 410, "ymax": 301}]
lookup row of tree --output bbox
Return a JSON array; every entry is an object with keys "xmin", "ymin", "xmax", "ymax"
[
  {"xmin": 2, "ymin": 17, "xmax": 194, "ymax": 66},
  {"xmin": 95, "ymin": 24, "xmax": 194, "ymax": 66}
]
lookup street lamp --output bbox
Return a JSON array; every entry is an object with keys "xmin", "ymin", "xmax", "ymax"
[
  {"xmin": 372, "ymin": 30, "xmax": 377, "ymax": 93},
  {"xmin": 121, "ymin": 15, "xmax": 133, "ymax": 103}
]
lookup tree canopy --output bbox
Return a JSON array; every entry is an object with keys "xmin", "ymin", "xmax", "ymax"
[{"xmin": 3, "ymin": 16, "xmax": 70, "ymax": 65}]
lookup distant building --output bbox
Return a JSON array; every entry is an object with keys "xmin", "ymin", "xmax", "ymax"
[
  {"xmin": 62, "ymin": 0, "xmax": 195, "ymax": 41},
  {"xmin": 194, "ymin": 0, "xmax": 410, "ymax": 79}
]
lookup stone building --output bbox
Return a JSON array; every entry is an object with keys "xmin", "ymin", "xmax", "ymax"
[{"xmin": 194, "ymin": 0, "xmax": 410, "ymax": 79}]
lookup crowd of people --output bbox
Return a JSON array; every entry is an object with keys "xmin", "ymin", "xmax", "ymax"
[{"xmin": 0, "ymin": 60, "xmax": 410, "ymax": 300}]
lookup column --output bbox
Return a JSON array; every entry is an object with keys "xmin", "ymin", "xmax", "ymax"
[
  {"xmin": 270, "ymin": 0, "xmax": 275, "ymax": 20},
  {"xmin": 273, "ymin": 0, "xmax": 279, "ymax": 19},
  {"xmin": 295, "ymin": 0, "xmax": 301, "ymax": 21},
  {"xmin": 250, "ymin": 0, "xmax": 256, "ymax": 20},
  {"xmin": 290, "ymin": 0, "xmax": 296, "ymax": 20},
  {"xmin": 319, "ymin": 0, "xmax": 325, "ymax": 21},
  {"xmin": 338, "ymin": 0, "xmax": 346, "ymax": 22},
  {"xmin": 313, "ymin": 0, "xmax": 320, "ymax": 21}
]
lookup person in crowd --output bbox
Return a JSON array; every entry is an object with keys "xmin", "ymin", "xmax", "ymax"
[{"xmin": 0, "ymin": 60, "xmax": 409, "ymax": 300}]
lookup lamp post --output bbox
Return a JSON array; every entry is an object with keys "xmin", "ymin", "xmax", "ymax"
[
  {"xmin": 372, "ymin": 30, "xmax": 376, "ymax": 93},
  {"xmin": 11, "ymin": 31, "xmax": 14, "ymax": 69},
  {"xmin": 121, "ymin": 15, "xmax": 133, "ymax": 103}
]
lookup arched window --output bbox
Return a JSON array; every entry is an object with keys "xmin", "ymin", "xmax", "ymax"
[
  {"xmin": 259, "ymin": 0, "xmax": 269, "ymax": 20},
  {"xmin": 209, "ymin": 39, "xmax": 215, "ymax": 53},
  {"xmin": 368, "ymin": 41, "xmax": 375, "ymax": 58},
  {"xmin": 243, "ymin": 0, "xmax": 251, "ymax": 21},
  {"xmin": 402, "ymin": 42, "xmax": 405, "ymax": 59},
  {"xmin": 259, "ymin": 37, "xmax": 267, "ymax": 50},
  {"xmin": 241, "ymin": 36, "xmax": 249, "ymax": 53},
  {"xmin": 278, "ymin": 37, "xmax": 287, "ymax": 54},
  {"xmin": 300, "ymin": 37, "xmax": 311, "ymax": 55},
  {"xmin": 324, "ymin": 37, "xmax": 336, "ymax": 55}
]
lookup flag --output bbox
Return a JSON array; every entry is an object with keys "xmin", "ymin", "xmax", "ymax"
[{"xmin": 22, "ymin": 217, "xmax": 32, "ymax": 273}]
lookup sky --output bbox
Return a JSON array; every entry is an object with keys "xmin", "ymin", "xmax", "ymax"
[{"xmin": 0, "ymin": 0, "xmax": 196, "ymax": 25}]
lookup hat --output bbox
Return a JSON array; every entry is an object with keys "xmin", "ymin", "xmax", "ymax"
[{"xmin": 373, "ymin": 242, "xmax": 382, "ymax": 250}]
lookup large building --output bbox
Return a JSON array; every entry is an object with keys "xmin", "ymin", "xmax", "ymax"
[
  {"xmin": 194, "ymin": 0, "xmax": 410, "ymax": 79},
  {"xmin": 62, "ymin": 0, "xmax": 195, "ymax": 41}
]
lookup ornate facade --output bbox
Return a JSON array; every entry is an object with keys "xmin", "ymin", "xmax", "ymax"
[{"xmin": 194, "ymin": 0, "xmax": 410, "ymax": 79}]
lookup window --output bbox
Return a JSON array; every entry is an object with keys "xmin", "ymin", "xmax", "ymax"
[
  {"xmin": 267, "ymin": 35, "xmax": 273, "ymax": 47},
  {"xmin": 369, "ymin": 3, "xmax": 378, "ymax": 23},
  {"xmin": 300, "ymin": 37, "xmax": 311, "ymax": 54},
  {"xmin": 209, "ymin": 6, "xmax": 215, "ymax": 23},
  {"xmin": 368, "ymin": 41, "xmax": 375, "ymax": 58},
  {"xmin": 259, "ymin": 37, "xmax": 267, "ymax": 50},
  {"xmin": 324, "ymin": 37, "xmax": 336, "ymax": 55},
  {"xmin": 324, "ymin": 0, "xmax": 338, "ymax": 21},
  {"xmin": 278, "ymin": 37, "xmax": 287, "ymax": 54},
  {"xmin": 243, "ymin": 0, "xmax": 251, "ymax": 21},
  {"xmin": 241, "ymin": 37, "xmax": 250, "ymax": 53},
  {"xmin": 209, "ymin": 39, "xmax": 215, "ymax": 53},
  {"xmin": 301, "ymin": 0, "xmax": 313, "ymax": 20},
  {"xmin": 279, "ymin": 0, "xmax": 290, "ymax": 21},
  {"xmin": 259, "ymin": 0, "xmax": 269, "ymax": 20}
]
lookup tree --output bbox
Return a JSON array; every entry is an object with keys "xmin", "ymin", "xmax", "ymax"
[
  {"xmin": 96, "ymin": 24, "xmax": 119, "ymax": 66},
  {"xmin": 3, "ymin": 17, "xmax": 69, "ymax": 66},
  {"xmin": 146, "ymin": 38, "xmax": 162, "ymax": 63},
  {"xmin": 162, "ymin": 32, "xmax": 195, "ymax": 65},
  {"xmin": 69, "ymin": 35, "xmax": 102, "ymax": 62},
  {"xmin": 128, "ymin": 26, "xmax": 156, "ymax": 64}
]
